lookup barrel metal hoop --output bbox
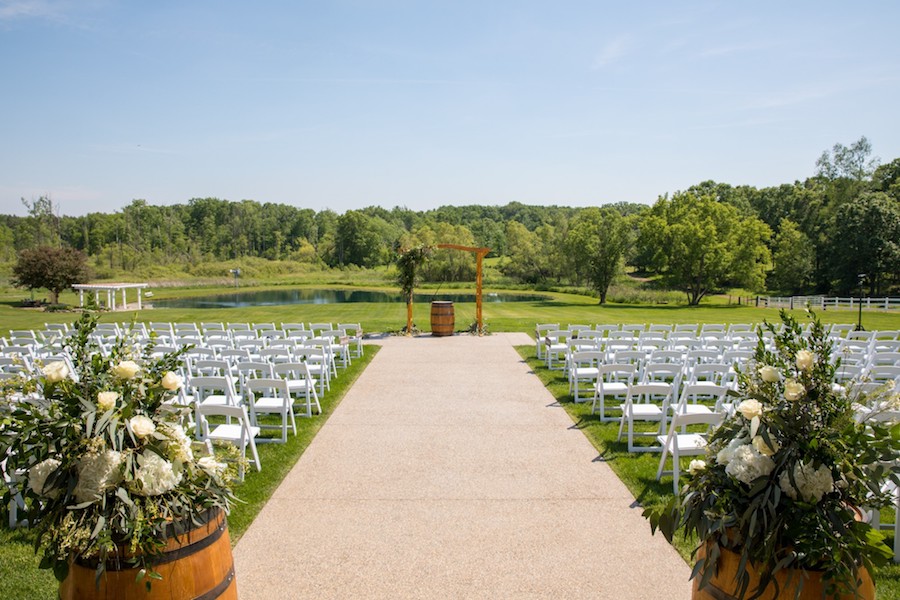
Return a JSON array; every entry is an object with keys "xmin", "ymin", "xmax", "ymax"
[{"xmin": 192, "ymin": 565, "xmax": 235, "ymax": 600}]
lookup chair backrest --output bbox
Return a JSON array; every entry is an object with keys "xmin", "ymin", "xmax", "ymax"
[
  {"xmin": 235, "ymin": 361, "xmax": 274, "ymax": 380},
  {"xmin": 191, "ymin": 359, "xmax": 230, "ymax": 376},
  {"xmin": 867, "ymin": 365, "xmax": 900, "ymax": 383},
  {"xmin": 273, "ymin": 361, "xmax": 313, "ymax": 380},
  {"xmin": 245, "ymin": 377, "xmax": 291, "ymax": 401},
  {"xmin": 571, "ymin": 350, "xmax": 605, "ymax": 367},
  {"xmin": 625, "ymin": 382, "xmax": 673, "ymax": 405},
  {"xmin": 690, "ymin": 363, "xmax": 731, "ymax": 383},
  {"xmin": 191, "ymin": 375, "xmax": 238, "ymax": 404},
  {"xmin": 597, "ymin": 363, "xmax": 637, "ymax": 382},
  {"xmin": 869, "ymin": 352, "xmax": 900, "ymax": 367}
]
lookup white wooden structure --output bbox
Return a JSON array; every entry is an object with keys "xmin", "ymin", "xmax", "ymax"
[{"xmin": 72, "ymin": 283, "xmax": 149, "ymax": 311}]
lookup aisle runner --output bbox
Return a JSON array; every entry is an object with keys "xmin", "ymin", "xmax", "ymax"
[{"xmin": 233, "ymin": 333, "xmax": 690, "ymax": 599}]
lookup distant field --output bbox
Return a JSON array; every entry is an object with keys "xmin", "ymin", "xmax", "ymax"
[{"xmin": 1, "ymin": 284, "xmax": 898, "ymax": 333}]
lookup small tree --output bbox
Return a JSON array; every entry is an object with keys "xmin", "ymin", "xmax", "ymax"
[
  {"xmin": 396, "ymin": 245, "xmax": 432, "ymax": 335},
  {"xmin": 566, "ymin": 207, "xmax": 631, "ymax": 304},
  {"xmin": 12, "ymin": 246, "xmax": 89, "ymax": 304}
]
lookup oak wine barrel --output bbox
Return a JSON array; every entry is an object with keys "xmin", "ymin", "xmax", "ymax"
[
  {"xmin": 431, "ymin": 301, "xmax": 455, "ymax": 337},
  {"xmin": 59, "ymin": 508, "xmax": 237, "ymax": 600}
]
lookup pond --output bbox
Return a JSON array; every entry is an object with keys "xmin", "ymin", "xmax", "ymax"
[{"xmin": 151, "ymin": 288, "xmax": 550, "ymax": 309}]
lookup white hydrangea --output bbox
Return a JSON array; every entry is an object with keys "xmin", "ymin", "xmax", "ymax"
[
  {"xmin": 28, "ymin": 458, "xmax": 62, "ymax": 497},
  {"xmin": 716, "ymin": 435, "xmax": 747, "ymax": 465},
  {"xmin": 725, "ymin": 444, "xmax": 776, "ymax": 484},
  {"xmin": 132, "ymin": 451, "xmax": 182, "ymax": 496},
  {"xmin": 778, "ymin": 462, "xmax": 835, "ymax": 503},
  {"xmin": 73, "ymin": 450, "xmax": 124, "ymax": 504}
]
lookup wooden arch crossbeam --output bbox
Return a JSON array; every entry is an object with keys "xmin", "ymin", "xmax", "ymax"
[{"xmin": 436, "ymin": 244, "xmax": 490, "ymax": 335}]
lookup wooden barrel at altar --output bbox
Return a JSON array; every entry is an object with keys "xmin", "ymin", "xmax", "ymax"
[
  {"xmin": 692, "ymin": 542, "xmax": 874, "ymax": 600},
  {"xmin": 59, "ymin": 509, "xmax": 237, "ymax": 600},
  {"xmin": 431, "ymin": 301, "xmax": 455, "ymax": 337}
]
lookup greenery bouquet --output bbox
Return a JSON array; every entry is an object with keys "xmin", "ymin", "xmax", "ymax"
[
  {"xmin": 646, "ymin": 311, "xmax": 900, "ymax": 599},
  {"xmin": 0, "ymin": 313, "xmax": 236, "ymax": 587}
]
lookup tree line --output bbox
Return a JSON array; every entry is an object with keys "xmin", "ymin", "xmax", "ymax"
[{"xmin": 2, "ymin": 137, "xmax": 898, "ymax": 305}]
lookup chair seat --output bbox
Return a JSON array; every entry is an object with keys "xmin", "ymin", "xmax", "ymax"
[
  {"xmin": 598, "ymin": 382, "xmax": 628, "ymax": 394},
  {"xmin": 621, "ymin": 404, "xmax": 663, "ymax": 419},
  {"xmin": 572, "ymin": 367, "xmax": 600, "ymax": 378},
  {"xmin": 657, "ymin": 433, "xmax": 708, "ymax": 452},
  {"xmin": 673, "ymin": 404, "xmax": 715, "ymax": 416},
  {"xmin": 252, "ymin": 397, "xmax": 289, "ymax": 412},
  {"xmin": 208, "ymin": 423, "xmax": 261, "ymax": 442}
]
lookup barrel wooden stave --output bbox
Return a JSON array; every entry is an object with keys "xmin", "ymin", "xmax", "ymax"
[
  {"xmin": 59, "ymin": 509, "xmax": 237, "ymax": 600},
  {"xmin": 693, "ymin": 543, "xmax": 874, "ymax": 600},
  {"xmin": 431, "ymin": 301, "xmax": 455, "ymax": 337}
]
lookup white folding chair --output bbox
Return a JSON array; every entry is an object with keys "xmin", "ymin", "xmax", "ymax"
[
  {"xmin": 197, "ymin": 403, "xmax": 260, "ymax": 479},
  {"xmin": 245, "ymin": 378, "xmax": 297, "ymax": 443},
  {"xmin": 273, "ymin": 362, "xmax": 321, "ymax": 418},
  {"xmin": 617, "ymin": 382, "xmax": 673, "ymax": 453},
  {"xmin": 568, "ymin": 350, "xmax": 604, "ymax": 403},
  {"xmin": 656, "ymin": 411, "xmax": 724, "ymax": 495},
  {"xmin": 591, "ymin": 363, "xmax": 637, "ymax": 421}
]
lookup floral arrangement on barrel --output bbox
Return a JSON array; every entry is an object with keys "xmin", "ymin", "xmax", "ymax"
[
  {"xmin": 0, "ymin": 312, "xmax": 237, "ymax": 588},
  {"xmin": 646, "ymin": 311, "xmax": 900, "ymax": 599}
]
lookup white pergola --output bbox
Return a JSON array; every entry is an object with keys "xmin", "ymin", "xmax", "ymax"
[{"xmin": 72, "ymin": 283, "xmax": 150, "ymax": 311}]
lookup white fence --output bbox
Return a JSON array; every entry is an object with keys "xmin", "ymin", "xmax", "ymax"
[{"xmin": 762, "ymin": 296, "xmax": 900, "ymax": 311}]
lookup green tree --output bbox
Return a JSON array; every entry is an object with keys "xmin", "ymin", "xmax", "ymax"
[
  {"xmin": 768, "ymin": 219, "xmax": 815, "ymax": 294},
  {"xmin": 501, "ymin": 221, "xmax": 552, "ymax": 284},
  {"xmin": 639, "ymin": 193, "xmax": 771, "ymax": 305},
  {"xmin": 20, "ymin": 196, "xmax": 61, "ymax": 248},
  {"xmin": 12, "ymin": 246, "xmax": 90, "ymax": 303},
  {"xmin": 829, "ymin": 192, "xmax": 900, "ymax": 295},
  {"xmin": 566, "ymin": 207, "xmax": 630, "ymax": 303}
]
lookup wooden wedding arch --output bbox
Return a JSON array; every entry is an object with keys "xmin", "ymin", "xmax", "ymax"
[{"xmin": 436, "ymin": 244, "xmax": 490, "ymax": 335}]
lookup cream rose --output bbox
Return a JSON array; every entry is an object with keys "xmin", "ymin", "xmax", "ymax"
[
  {"xmin": 751, "ymin": 435, "xmax": 779, "ymax": 457},
  {"xmin": 784, "ymin": 379, "xmax": 805, "ymax": 401},
  {"xmin": 736, "ymin": 399, "xmax": 764, "ymax": 420},
  {"xmin": 96, "ymin": 391, "xmax": 118, "ymax": 412},
  {"xmin": 129, "ymin": 415, "xmax": 156, "ymax": 439},
  {"xmin": 112, "ymin": 360, "xmax": 140, "ymax": 379},
  {"xmin": 160, "ymin": 371, "xmax": 183, "ymax": 391},
  {"xmin": 758, "ymin": 365, "xmax": 781, "ymax": 383},
  {"xmin": 795, "ymin": 350, "xmax": 815, "ymax": 372},
  {"xmin": 42, "ymin": 361, "xmax": 69, "ymax": 383},
  {"xmin": 688, "ymin": 459, "xmax": 706, "ymax": 475}
]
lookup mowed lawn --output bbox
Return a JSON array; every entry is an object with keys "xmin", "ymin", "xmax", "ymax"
[{"xmin": 1, "ymin": 286, "xmax": 898, "ymax": 598}]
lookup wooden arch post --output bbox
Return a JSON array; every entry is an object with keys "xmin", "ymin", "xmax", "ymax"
[{"xmin": 436, "ymin": 244, "xmax": 490, "ymax": 335}]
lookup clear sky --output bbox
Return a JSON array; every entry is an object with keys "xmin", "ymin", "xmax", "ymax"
[{"xmin": 1, "ymin": 0, "xmax": 898, "ymax": 217}]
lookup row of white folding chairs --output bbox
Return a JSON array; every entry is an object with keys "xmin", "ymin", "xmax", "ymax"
[{"xmin": 567, "ymin": 349, "xmax": 745, "ymax": 402}]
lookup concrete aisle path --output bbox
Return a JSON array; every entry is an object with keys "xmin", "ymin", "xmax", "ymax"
[{"xmin": 232, "ymin": 334, "xmax": 691, "ymax": 599}]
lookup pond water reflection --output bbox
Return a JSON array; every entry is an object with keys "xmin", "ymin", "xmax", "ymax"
[{"xmin": 152, "ymin": 288, "xmax": 549, "ymax": 309}]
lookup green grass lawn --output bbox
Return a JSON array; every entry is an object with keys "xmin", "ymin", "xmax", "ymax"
[
  {"xmin": 515, "ymin": 345, "xmax": 900, "ymax": 600},
  {"xmin": 1, "ymin": 285, "xmax": 898, "ymax": 334},
  {"xmin": 0, "ymin": 345, "xmax": 378, "ymax": 600}
]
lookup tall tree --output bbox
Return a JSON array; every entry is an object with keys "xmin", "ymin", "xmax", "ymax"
[
  {"xmin": 566, "ymin": 207, "xmax": 630, "ymax": 303},
  {"xmin": 12, "ymin": 246, "xmax": 90, "ymax": 303},
  {"xmin": 829, "ymin": 192, "xmax": 900, "ymax": 295},
  {"xmin": 639, "ymin": 193, "xmax": 770, "ymax": 305},
  {"xmin": 768, "ymin": 219, "xmax": 815, "ymax": 294}
]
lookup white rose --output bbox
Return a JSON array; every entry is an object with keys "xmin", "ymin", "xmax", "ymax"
[
  {"xmin": 795, "ymin": 350, "xmax": 815, "ymax": 372},
  {"xmin": 784, "ymin": 379, "xmax": 805, "ymax": 401},
  {"xmin": 758, "ymin": 365, "xmax": 781, "ymax": 383},
  {"xmin": 112, "ymin": 360, "xmax": 140, "ymax": 379},
  {"xmin": 28, "ymin": 458, "xmax": 62, "ymax": 497},
  {"xmin": 129, "ymin": 415, "xmax": 157, "ymax": 439},
  {"xmin": 160, "ymin": 371, "xmax": 183, "ymax": 391},
  {"xmin": 198, "ymin": 456, "xmax": 228, "ymax": 483},
  {"xmin": 688, "ymin": 459, "xmax": 706, "ymax": 475},
  {"xmin": 736, "ymin": 399, "xmax": 764, "ymax": 420},
  {"xmin": 751, "ymin": 435, "xmax": 779, "ymax": 457},
  {"xmin": 41, "ymin": 361, "xmax": 69, "ymax": 383},
  {"xmin": 96, "ymin": 391, "xmax": 118, "ymax": 412}
]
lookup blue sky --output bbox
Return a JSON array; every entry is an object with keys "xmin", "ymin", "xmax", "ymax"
[{"xmin": 1, "ymin": 1, "xmax": 898, "ymax": 217}]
